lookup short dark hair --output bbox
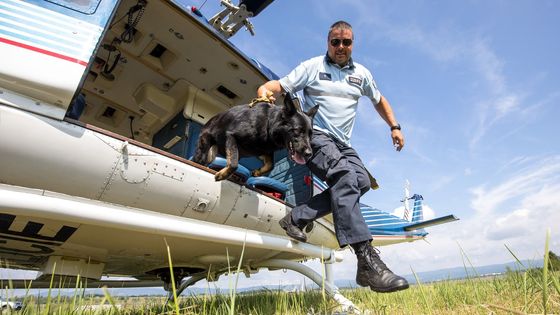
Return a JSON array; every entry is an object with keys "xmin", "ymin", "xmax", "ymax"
[{"xmin": 328, "ymin": 20, "xmax": 353, "ymax": 38}]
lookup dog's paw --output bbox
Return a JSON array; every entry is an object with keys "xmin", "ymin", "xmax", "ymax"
[
  {"xmin": 214, "ymin": 169, "xmax": 230, "ymax": 181},
  {"xmin": 251, "ymin": 170, "xmax": 262, "ymax": 177}
]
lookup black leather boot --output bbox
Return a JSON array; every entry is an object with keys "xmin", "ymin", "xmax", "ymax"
[
  {"xmin": 352, "ymin": 241, "xmax": 409, "ymax": 293},
  {"xmin": 279, "ymin": 212, "xmax": 307, "ymax": 242}
]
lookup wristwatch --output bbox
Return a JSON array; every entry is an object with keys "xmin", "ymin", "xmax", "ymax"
[{"xmin": 390, "ymin": 124, "xmax": 401, "ymax": 131}]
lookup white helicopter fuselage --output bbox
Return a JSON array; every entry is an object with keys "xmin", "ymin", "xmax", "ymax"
[{"xmin": 0, "ymin": 0, "xmax": 348, "ymax": 285}]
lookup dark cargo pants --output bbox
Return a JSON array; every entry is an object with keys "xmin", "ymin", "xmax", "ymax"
[{"xmin": 291, "ymin": 130, "xmax": 372, "ymax": 247}]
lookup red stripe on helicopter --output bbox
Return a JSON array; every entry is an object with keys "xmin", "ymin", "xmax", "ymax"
[{"xmin": 0, "ymin": 37, "xmax": 88, "ymax": 66}]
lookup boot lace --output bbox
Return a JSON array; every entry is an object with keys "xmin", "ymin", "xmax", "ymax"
[{"xmin": 365, "ymin": 245, "xmax": 391, "ymax": 274}]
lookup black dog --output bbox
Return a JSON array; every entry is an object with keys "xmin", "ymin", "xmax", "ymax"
[{"xmin": 193, "ymin": 96, "xmax": 319, "ymax": 181}]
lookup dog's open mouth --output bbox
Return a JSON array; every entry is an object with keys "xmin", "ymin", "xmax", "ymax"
[{"xmin": 288, "ymin": 142, "xmax": 307, "ymax": 165}]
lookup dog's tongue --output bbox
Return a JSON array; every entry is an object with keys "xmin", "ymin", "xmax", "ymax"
[{"xmin": 291, "ymin": 153, "xmax": 307, "ymax": 165}]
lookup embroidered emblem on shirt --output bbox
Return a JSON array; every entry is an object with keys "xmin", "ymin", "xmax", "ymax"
[
  {"xmin": 319, "ymin": 72, "xmax": 332, "ymax": 80},
  {"xmin": 347, "ymin": 75, "xmax": 363, "ymax": 86}
]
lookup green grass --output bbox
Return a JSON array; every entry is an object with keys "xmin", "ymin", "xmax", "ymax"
[
  {"xmin": 3, "ymin": 233, "xmax": 559, "ymax": 314},
  {"xmin": 3, "ymin": 260, "xmax": 558, "ymax": 315},
  {"xmin": 6, "ymin": 270, "xmax": 558, "ymax": 314}
]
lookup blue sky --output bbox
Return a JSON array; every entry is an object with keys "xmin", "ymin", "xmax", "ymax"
[{"xmin": 184, "ymin": 0, "xmax": 560, "ymax": 287}]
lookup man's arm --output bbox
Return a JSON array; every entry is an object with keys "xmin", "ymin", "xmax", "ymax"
[
  {"xmin": 257, "ymin": 80, "xmax": 285, "ymax": 103},
  {"xmin": 374, "ymin": 95, "xmax": 405, "ymax": 151}
]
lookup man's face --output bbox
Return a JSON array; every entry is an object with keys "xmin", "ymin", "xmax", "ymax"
[{"xmin": 327, "ymin": 28, "xmax": 353, "ymax": 67}]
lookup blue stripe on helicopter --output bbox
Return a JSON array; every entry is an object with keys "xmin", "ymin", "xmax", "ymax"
[
  {"xmin": 0, "ymin": 28, "xmax": 85, "ymax": 59},
  {"xmin": 0, "ymin": 0, "xmax": 104, "ymax": 59}
]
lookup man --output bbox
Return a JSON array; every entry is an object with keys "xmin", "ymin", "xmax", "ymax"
[{"xmin": 256, "ymin": 21, "xmax": 409, "ymax": 293}]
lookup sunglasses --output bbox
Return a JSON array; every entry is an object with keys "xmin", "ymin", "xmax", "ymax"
[{"xmin": 330, "ymin": 38, "xmax": 353, "ymax": 47}]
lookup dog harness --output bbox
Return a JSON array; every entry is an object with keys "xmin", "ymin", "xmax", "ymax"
[{"xmin": 279, "ymin": 54, "xmax": 381, "ymax": 146}]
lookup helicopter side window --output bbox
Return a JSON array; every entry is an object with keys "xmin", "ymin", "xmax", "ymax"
[{"xmin": 45, "ymin": 0, "xmax": 101, "ymax": 15}]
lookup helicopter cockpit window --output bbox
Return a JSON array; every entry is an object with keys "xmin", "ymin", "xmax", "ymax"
[{"xmin": 45, "ymin": 0, "xmax": 101, "ymax": 15}]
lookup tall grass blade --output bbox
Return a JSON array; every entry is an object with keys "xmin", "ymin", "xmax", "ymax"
[
  {"xmin": 102, "ymin": 285, "xmax": 119, "ymax": 312},
  {"xmin": 457, "ymin": 242, "xmax": 481, "ymax": 303},
  {"xmin": 523, "ymin": 271, "xmax": 528, "ymax": 313},
  {"xmin": 504, "ymin": 243, "xmax": 526, "ymax": 268},
  {"xmin": 229, "ymin": 232, "xmax": 247, "ymax": 315},
  {"xmin": 543, "ymin": 229, "xmax": 550, "ymax": 314},
  {"xmin": 225, "ymin": 247, "xmax": 232, "ymax": 314},
  {"xmin": 458, "ymin": 242, "xmax": 480, "ymax": 277},
  {"xmin": 505, "ymin": 243, "xmax": 540, "ymax": 285},
  {"xmin": 70, "ymin": 274, "xmax": 80, "ymax": 311},
  {"xmin": 5, "ymin": 260, "xmax": 14, "ymax": 299},
  {"xmin": 411, "ymin": 267, "xmax": 432, "ymax": 315},
  {"xmin": 164, "ymin": 238, "xmax": 181, "ymax": 315},
  {"xmin": 551, "ymin": 273, "xmax": 560, "ymax": 297},
  {"xmin": 98, "ymin": 292, "xmax": 108, "ymax": 310},
  {"xmin": 22, "ymin": 279, "xmax": 33, "ymax": 313},
  {"xmin": 43, "ymin": 261, "xmax": 56, "ymax": 315},
  {"xmin": 203, "ymin": 265, "xmax": 214, "ymax": 314},
  {"xmin": 56, "ymin": 275, "xmax": 63, "ymax": 311}
]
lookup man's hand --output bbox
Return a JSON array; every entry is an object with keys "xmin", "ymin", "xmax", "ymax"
[
  {"xmin": 257, "ymin": 80, "xmax": 283, "ymax": 105},
  {"xmin": 373, "ymin": 96, "xmax": 404, "ymax": 151},
  {"xmin": 392, "ymin": 129, "xmax": 404, "ymax": 151},
  {"xmin": 250, "ymin": 87, "xmax": 277, "ymax": 107}
]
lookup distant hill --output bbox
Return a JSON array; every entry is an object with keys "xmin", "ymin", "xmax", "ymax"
[
  {"xmin": 335, "ymin": 258, "xmax": 544, "ymax": 288},
  {"xmin": 94, "ymin": 258, "xmax": 547, "ymax": 295}
]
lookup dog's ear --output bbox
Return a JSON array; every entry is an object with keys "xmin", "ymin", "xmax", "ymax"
[
  {"xmin": 306, "ymin": 105, "xmax": 319, "ymax": 121},
  {"xmin": 283, "ymin": 93, "xmax": 300, "ymax": 116}
]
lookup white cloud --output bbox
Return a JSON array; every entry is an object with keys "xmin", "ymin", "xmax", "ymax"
[
  {"xmin": 494, "ymin": 95, "xmax": 520, "ymax": 117},
  {"xmin": 485, "ymin": 208, "xmax": 531, "ymax": 241},
  {"xmin": 470, "ymin": 156, "xmax": 560, "ymax": 214},
  {"xmin": 463, "ymin": 38, "xmax": 524, "ymax": 148},
  {"xmin": 380, "ymin": 155, "xmax": 560, "ymax": 274},
  {"xmin": 471, "ymin": 38, "xmax": 506, "ymax": 94},
  {"xmin": 391, "ymin": 204, "xmax": 435, "ymax": 221}
]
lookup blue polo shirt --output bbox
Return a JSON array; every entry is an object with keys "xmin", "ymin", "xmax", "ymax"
[{"xmin": 279, "ymin": 55, "xmax": 382, "ymax": 146}]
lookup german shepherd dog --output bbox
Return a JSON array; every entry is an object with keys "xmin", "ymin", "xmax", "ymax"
[{"xmin": 193, "ymin": 96, "xmax": 319, "ymax": 181}]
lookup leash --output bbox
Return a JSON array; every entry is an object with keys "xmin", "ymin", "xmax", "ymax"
[{"xmin": 249, "ymin": 96, "xmax": 274, "ymax": 107}]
